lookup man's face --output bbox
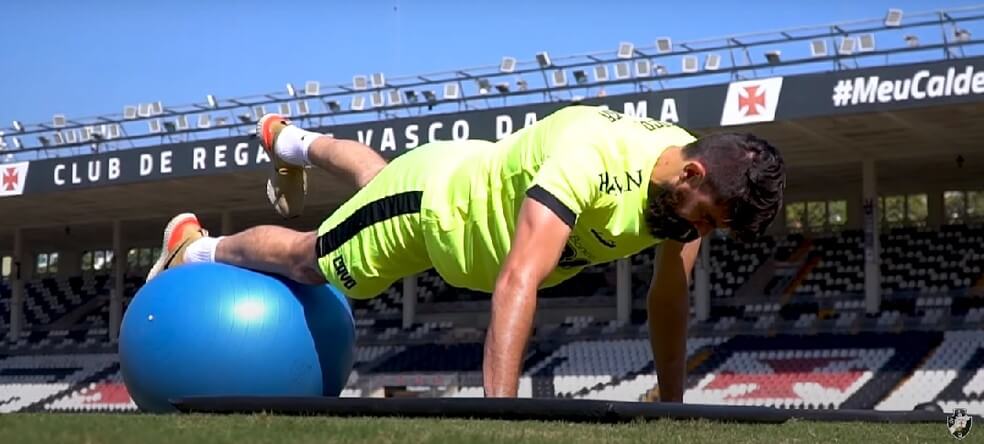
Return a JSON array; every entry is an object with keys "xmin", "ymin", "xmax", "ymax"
[{"xmin": 646, "ymin": 173, "xmax": 730, "ymax": 243}]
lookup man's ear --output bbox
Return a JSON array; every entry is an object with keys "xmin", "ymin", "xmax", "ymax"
[{"xmin": 680, "ymin": 161, "xmax": 707, "ymax": 185}]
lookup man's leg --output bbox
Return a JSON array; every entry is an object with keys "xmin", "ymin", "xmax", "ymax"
[
  {"xmin": 147, "ymin": 213, "xmax": 324, "ymax": 285},
  {"xmin": 260, "ymin": 114, "xmax": 388, "ymax": 218}
]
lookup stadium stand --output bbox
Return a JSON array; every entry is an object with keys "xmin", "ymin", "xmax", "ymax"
[{"xmin": 3, "ymin": 221, "xmax": 984, "ymax": 413}]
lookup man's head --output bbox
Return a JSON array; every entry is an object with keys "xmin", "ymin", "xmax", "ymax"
[{"xmin": 646, "ymin": 133, "xmax": 785, "ymax": 243}]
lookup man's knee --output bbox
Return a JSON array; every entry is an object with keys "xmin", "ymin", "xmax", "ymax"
[{"xmin": 289, "ymin": 231, "xmax": 326, "ymax": 285}]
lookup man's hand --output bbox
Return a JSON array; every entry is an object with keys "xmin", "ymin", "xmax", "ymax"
[
  {"xmin": 647, "ymin": 237, "xmax": 701, "ymax": 402},
  {"xmin": 484, "ymin": 197, "xmax": 572, "ymax": 397}
]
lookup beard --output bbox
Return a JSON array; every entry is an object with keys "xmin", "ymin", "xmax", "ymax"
[{"xmin": 645, "ymin": 182, "xmax": 701, "ymax": 243}]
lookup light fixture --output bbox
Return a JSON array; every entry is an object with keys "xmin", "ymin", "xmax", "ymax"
[
  {"xmin": 207, "ymin": 94, "xmax": 218, "ymax": 108},
  {"xmin": 12, "ymin": 137, "xmax": 22, "ymax": 149},
  {"xmin": 405, "ymin": 90, "xmax": 419, "ymax": 103},
  {"xmin": 12, "ymin": 120, "xmax": 24, "ymax": 132},
  {"xmin": 197, "ymin": 114, "xmax": 211, "ymax": 129},
  {"xmin": 536, "ymin": 51, "xmax": 551, "ymax": 68},
  {"xmin": 353, "ymin": 75, "xmax": 369, "ymax": 91},
  {"xmin": 551, "ymin": 69, "xmax": 567, "ymax": 87},
  {"xmin": 422, "ymin": 90, "xmax": 437, "ymax": 104},
  {"xmin": 839, "ymin": 37, "xmax": 856, "ymax": 55},
  {"xmin": 387, "ymin": 89, "xmax": 402, "ymax": 106},
  {"xmin": 251, "ymin": 105, "xmax": 266, "ymax": 120},
  {"xmin": 123, "ymin": 106, "xmax": 138, "ymax": 120},
  {"xmin": 765, "ymin": 50, "xmax": 782, "ymax": 64},
  {"xmin": 476, "ymin": 78, "xmax": 492, "ymax": 95},
  {"xmin": 370, "ymin": 91, "xmax": 384, "ymax": 107},
  {"xmin": 593, "ymin": 65, "xmax": 609, "ymax": 82},
  {"xmin": 304, "ymin": 81, "xmax": 320, "ymax": 96},
  {"xmin": 617, "ymin": 42, "xmax": 634, "ymax": 59},
  {"xmin": 151, "ymin": 102, "xmax": 163, "ymax": 115},
  {"xmin": 614, "ymin": 62, "xmax": 631, "ymax": 80},
  {"xmin": 810, "ymin": 39, "xmax": 828, "ymax": 57},
  {"xmin": 350, "ymin": 95, "xmax": 366, "ymax": 111},
  {"xmin": 52, "ymin": 115, "xmax": 66, "ymax": 128},
  {"xmin": 634, "ymin": 59, "xmax": 652, "ymax": 77},
  {"xmin": 955, "ymin": 29, "xmax": 972, "ymax": 43},
  {"xmin": 500, "ymin": 56, "xmax": 516, "ymax": 73},
  {"xmin": 286, "ymin": 83, "xmax": 296, "ymax": 97},
  {"xmin": 573, "ymin": 70, "xmax": 588, "ymax": 85},
  {"xmin": 278, "ymin": 102, "xmax": 292, "ymax": 116},
  {"xmin": 107, "ymin": 124, "xmax": 121, "ymax": 139},
  {"xmin": 296, "ymin": 100, "xmax": 310, "ymax": 115},
  {"xmin": 858, "ymin": 34, "xmax": 876, "ymax": 52},
  {"xmin": 655, "ymin": 37, "xmax": 672, "ymax": 54},
  {"xmin": 175, "ymin": 115, "xmax": 189, "ymax": 130},
  {"xmin": 681, "ymin": 55, "xmax": 699, "ymax": 73},
  {"xmin": 148, "ymin": 119, "xmax": 163, "ymax": 134},
  {"xmin": 443, "ymin": 83, "xmax": 460, "ymax": 100},
  {"xmin": 371, "ymin": 72, "xmax": 386, "ymax": 89},
  {"xmin": 884, "ymin": 8, "xmax": 903, "ymax": 27},
  {"xmin": 705, "ymin": 54, "xmax": 721, "ymax": 71}
]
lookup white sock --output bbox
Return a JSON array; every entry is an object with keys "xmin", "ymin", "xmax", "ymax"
[
  {"xmin": 275, "ymin": 125, "xmax": 323, "ymax": 167},
  {"xmin": 183, "ymin": 236, "xmax": 224, "ymax": 264}
]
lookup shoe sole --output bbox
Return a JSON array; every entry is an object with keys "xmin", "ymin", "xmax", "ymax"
[
  {"xmin": 146, "ymin": 213, "xmax": 199, "ymax": 282},
  {"xmin": 257, "ymin": 113, "xmax": 306, "ymax": 218}
]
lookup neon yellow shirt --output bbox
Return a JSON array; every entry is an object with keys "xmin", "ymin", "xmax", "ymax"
[{"xmin": 419, "ymin": 105, "xmax": 698, "ymax": 292}]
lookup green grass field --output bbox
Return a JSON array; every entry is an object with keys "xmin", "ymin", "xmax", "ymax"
[{"xmin": 0, "ymin": 414, "xmax": 953, "ymax": 444}]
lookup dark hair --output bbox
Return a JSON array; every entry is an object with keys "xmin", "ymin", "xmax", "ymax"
[{"xmin": 682, "ymin": 133, "xmax": 785, "ymax": 242}]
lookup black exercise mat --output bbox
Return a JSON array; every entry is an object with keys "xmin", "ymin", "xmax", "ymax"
[{"xmin": 173, "ymin": 396, "xmax": 946, "ymax": 424}]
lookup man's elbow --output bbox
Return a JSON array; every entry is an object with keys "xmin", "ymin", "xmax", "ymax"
[{"xmin": 494, "ymin": 266, "xmax": 538, "ymax": 295}]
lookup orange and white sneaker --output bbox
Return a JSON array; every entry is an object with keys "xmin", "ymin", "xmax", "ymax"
[
  {"xmin": 257, "ymin": 113, "xmax": 307, "ymax": 219},
  {"xmin": 146, "ymin": 213, "xmax": 209, "ymax": 282}
]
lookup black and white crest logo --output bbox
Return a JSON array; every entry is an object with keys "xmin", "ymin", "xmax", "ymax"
[{"xmin": 947, "ymin": 408, "xmax": 973, "ymax": 440}]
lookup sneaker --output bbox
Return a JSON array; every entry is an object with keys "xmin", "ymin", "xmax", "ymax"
[
  {"xmin": 147, "ymin": 213, "xmax": 209, "ymax": 281},
  {"xmin": 257, "ymin": 113, "xmax": 307, "ymax": 219}
]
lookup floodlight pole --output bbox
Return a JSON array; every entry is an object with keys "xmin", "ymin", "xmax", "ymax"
[
  {"xmin": 9, "ymin": 229, "xmax": 24, "ymax": 342},
  {"xmin": 403, "ymin": 275, "xmax": 417, "ymax": 329},
  {"xmin": 110, "ymin": 220, "xmax": 123, "ymax": 343},
  {"xmin": 862, "ymin": 159, "xmax": 882, "ymax": 314}
]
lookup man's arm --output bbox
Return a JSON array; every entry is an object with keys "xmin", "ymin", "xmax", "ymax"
[
  {"xmin": 647, "ymin": 237, "xmax": 702, "ymax": 402},
  {"xmin": 484, "ymin": 197, "xmax": 572, "ymax": 397}
]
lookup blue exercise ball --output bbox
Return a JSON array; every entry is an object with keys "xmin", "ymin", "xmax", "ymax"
[{"xmin": 119, "ymin": 262, "xmax": 356, "ymax": 413}]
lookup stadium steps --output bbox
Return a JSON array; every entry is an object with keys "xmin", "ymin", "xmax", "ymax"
[
  {"xmin": 566, "ymin": 362, "xmax": 655, "ymax": 399},
  {"xmin": 841, "ymin": 331, "xmax": 943, "ymax": 410},
  {"xmin": 50, "ymin": 296, "xmax": 109, "ymax": 330},
  {"xmin": 734, "ymin": 259, "xmax": 777, "ymax": 299},
  {"xmin": 935, "ymin": 347, "xmax": 984, "ymax": 402},
  {"xmin": 780, "ymin": 255, "xmax": 822, "ymax": 305},
  {"xmin": 521, "ymin": 345, "xmax": 557, "ymax": 373},
  {"xmin": 530, "ymin": 356, "xmax": 568, "ymax": 398},
  {"xmin": 22, "ymin": 362, "xmax": 121, "ymax": 413},
  {"xmin": 354, "ymin": 347, "xmax": 406, "ymax": 373}
]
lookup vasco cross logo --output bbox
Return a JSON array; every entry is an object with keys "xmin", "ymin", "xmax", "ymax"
[{"xmin": 947, "ymin": 408, "xmax": 973, "ymax": 440}]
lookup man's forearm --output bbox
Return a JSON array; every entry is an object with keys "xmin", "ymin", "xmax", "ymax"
[
  {"xmin": 483, "ymin": 274, "xmax": 537, "ymax": 397},
  {"xmin": 648, "ymin": 291, "xmax": 688, "ymax": 402}
]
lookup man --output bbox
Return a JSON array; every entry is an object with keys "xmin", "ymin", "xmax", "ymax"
[{"xmin": 147, "ymin": 105, "xmax": 785, "ymax": 400}]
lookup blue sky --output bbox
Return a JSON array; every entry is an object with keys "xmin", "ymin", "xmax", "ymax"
[{"xmin": 0, "ymin": 0, "xmax": 966, "ymax": 128}]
